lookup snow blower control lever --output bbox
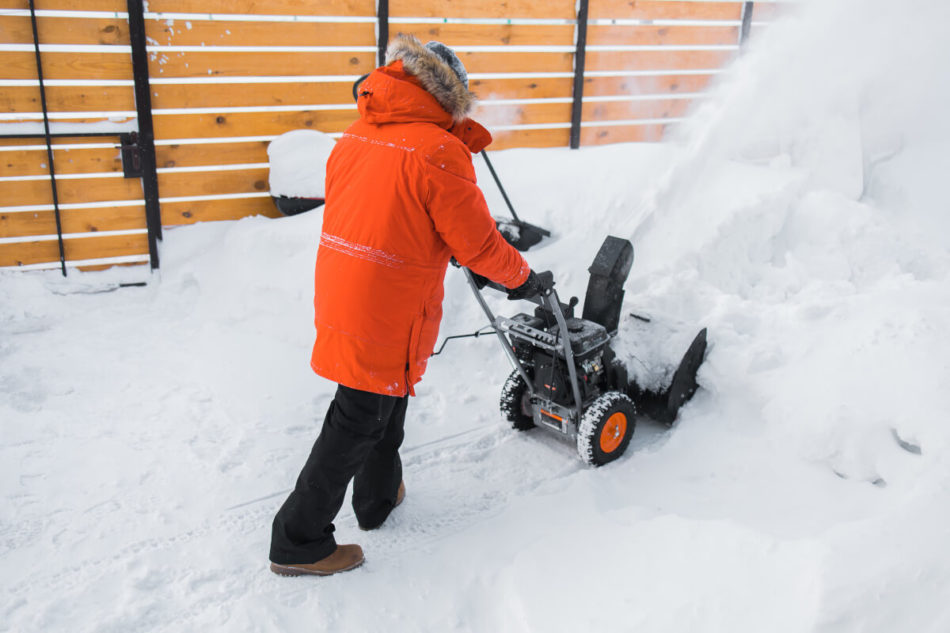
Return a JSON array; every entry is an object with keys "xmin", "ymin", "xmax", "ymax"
[{"xmin": 461, "ymin": 235, "xmax": 707, "ymax": 467}]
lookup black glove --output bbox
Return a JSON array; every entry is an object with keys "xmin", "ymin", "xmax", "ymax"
[
  {"xmin": 470, "ymin": 271, "xmax": 490, "ymax": 290},
  {"xmin": 507, "ymin": 270, "xmax": 541, "ymax": 301}
]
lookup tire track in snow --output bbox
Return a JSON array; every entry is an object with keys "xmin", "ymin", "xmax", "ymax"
[
  {"xmin": 3, "ymin": 423, "xmax": 536, "ymax": 604},
  {"xmin": 5, "ymin": 412, "xmax": 668, "ymax": 632},
  {"xmin": 3, "ymin": 425, "xmax": 568, "ymax": 597}
]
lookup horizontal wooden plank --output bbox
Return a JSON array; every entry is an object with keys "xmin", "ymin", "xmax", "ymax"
[
  {"xmin": 582, "ymin": 97, "xmax": 693, "ymax": 123},
  {"xmin": 1, "ymin": 51, "xmax": 132, "ymax": 81},
  {"xmin": 1, "ymin": 145, "xmax": 124, "ymax": 177},
  {"xmin": 471, "ymin": 76, "xmax": 574, "ymax": 101},
  {"xmin": 0, "ymin": 209, "xmax": 55, "ymax": 238},
  {"xmin": 0, "ymin": 85, "xmax": 135, "ymax": 114},
  {"xmin": 0, "ymin": 15, "xmax": 130, "ymax": 46},
  {"xmin": 155, "ymin": 140, "xmax": 271, "ymax": 169},
  {"xmin": 147, "ymin": 0, "xmax": 376, "ymax": 15},
  {"xmin": 58, "ymin": 232, "xmax": 150, "ymax": 264},
  {"xmin": 0, "ymin": 50, "xmax": 377, "ymax": 81},
  {"xmin": 583, "ymin": 73, "xmax": 715, "ymax": 97},
  {"xmin": 0, "ymin": 0, "xmax": 375, "ymax": 15},
  {"xmin": 580, "ymin": 123, "xmax": 671, "ymax": 145},
  {"xmin": 0, "ymin": 175, "xmax": 142, "ymax": 207},
  {"xmin": 0, "ymin": 0, "xmax": 125, "ymax": 11},
  {"xmin": 587, "ymin": 24, "xmax": 739, "ymax": 47},
  {"xmin": 0, "ymin": 205, "xmax": 147, "ymax": 238},
  {"xmin": 151, "ymin": 76, "xmax": 575, "ymax": 110},
  {"xmin": 1, "ymin": 196, "xmax": 287, "ymax": 236},
  {"xmin": 147, "ymin": 50, "xmax": 569, "ymax": 79},
  {"xmin": 150, "ymin": 82, "xmax": 355, "ymax": 110},
  {"xmin": 386, "ymin": 23, "xmax": 573, "ymax": 47},
  {"xmin": 458, "ymin": 51, "xmax": 574, "ymax": 75},
  {"xmin": 475, "ymin": 102, "xmax": 572, "ymax": 128},
  {"xmin": 0, "ymin": 233, "xmax": 149, "ymax": 268},
  {"xmin": 1, "ymin": 168, "xmax": 269, "ymax": 209},
  {"xmin": 0, "ymin": 138, "xmax": 39, "ymax": 148},
  {"xmin": 390, "ymin": 0, "xmax": 576, "ymax": 19},
  {"xmin": 585, "ymin": 49, "xmax": 736, "ymax": 72},
  {"xmin": 589, "ymin": 1, "xmax": 744, "ymax": 21},
  {"xmin": 152, "ymin": 109, "xmax": 358, "ymax": 139},
  {"xmin": 161, "ymin": 196, "xmax": 282, "ymax": 226},
  {"xmin": 160, "ymin": 168, "xmax": 271, "ymax": 198},
  {"xmin": 148, "ymin": 50, "xmax": 375, "ymax": 78},
  {"xmin": 145, "ymin": 17, "xmax": 374, "ymax": 48},
  {"xmin": 77, "ymin": 261, "xmax": 148, "ymax": 272},
  {"xmin": 488, "ymin": 127, "xmax": 569, "ymax": 151}
]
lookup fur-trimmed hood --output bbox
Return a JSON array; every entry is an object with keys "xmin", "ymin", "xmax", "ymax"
[{"xmin": 384, "ymin": 34, "xmax": 476, "ymax": 122}]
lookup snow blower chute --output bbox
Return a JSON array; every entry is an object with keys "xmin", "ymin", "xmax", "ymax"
[{"xmin": 464, "ymin": 236, "xmax": 707, "ymax": 466}]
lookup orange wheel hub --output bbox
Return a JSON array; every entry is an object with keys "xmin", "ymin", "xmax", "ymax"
[{"xmin": 599, "ymin": 412, "xmax": 627, "ymax": 453}]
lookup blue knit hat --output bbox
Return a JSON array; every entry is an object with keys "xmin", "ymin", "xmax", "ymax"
[{"xmin": 424, "ymin": 41, "xmax": 468, "ymax": 89}]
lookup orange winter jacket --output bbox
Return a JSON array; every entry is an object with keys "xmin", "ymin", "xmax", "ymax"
[{"xmin": 310, "ymin": 41, "xmax": 530, "ymax": 397}]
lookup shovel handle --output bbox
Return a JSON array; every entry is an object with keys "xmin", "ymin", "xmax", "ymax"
[{"xmin": 480, "ymin": 151, "xmax": 523, "ymax": 224}]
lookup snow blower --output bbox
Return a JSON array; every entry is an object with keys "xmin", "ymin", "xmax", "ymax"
[{"xmin": 463, "ymin": 235, "xmax": 707, "ymax": 466}]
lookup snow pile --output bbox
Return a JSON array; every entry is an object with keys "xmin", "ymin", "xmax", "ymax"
[
  {"xmin": 625, "ymin": 0, "xmax": 950, "ymax": 481},
  {"xmin": 3, "ymin": 0, "xmax": 950, "ymax": 631},
  {"xmin": 267, "ymin": 130, "xmax": 336, "ymax": 198}
]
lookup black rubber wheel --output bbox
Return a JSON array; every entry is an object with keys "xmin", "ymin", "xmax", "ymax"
[
  {"xmin": 500, "ymin": 370, "xmax": 534, "ymax": 430},
  {"xmin": 576, "ymin": 392, "xmax": 636, "ymax": 466}
]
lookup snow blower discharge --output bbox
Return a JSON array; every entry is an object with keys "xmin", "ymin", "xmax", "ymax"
[{"xmin": 457, "ymin": 236, "xmax": 707, "ymax": 466}]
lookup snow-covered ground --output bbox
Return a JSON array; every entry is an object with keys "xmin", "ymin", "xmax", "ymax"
[{"xmin": 3, "ymin": 0, "xmax": 950, "ymax": 631}]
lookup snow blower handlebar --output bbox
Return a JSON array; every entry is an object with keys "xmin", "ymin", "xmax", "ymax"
[
  {"xmin": 463, "ymin": 267, "xmax": 535, "ymax": 392},
  {"xmin": 463, "ymin": 268, "xmax": 584, "ymax": 419},
  {"xmin": 467, "ymin": 270, "xmax": 554, "ymax": 306}
]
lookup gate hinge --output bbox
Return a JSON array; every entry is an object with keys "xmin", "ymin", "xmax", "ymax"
[{"xmin": 120, "ymin": 132, "xmax": 143, "ymax": 178}]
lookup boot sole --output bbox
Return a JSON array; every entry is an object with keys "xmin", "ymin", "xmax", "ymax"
[{"xmin": 269, "ymin": 558, "xmax": 364, "ymax": 577}]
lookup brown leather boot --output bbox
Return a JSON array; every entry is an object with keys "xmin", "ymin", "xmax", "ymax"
[
  {"xmin": 395, "ymin": 480, "xmax": 406, "ymax": 507},
  {"xmin": 269, "ymin": 544, "xmax": 364, "ymax": 577}
]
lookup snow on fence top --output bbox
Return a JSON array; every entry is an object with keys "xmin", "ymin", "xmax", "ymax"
[{"xmin": 0, "ymin": 0, "xmax": 789, "ymax": 271}]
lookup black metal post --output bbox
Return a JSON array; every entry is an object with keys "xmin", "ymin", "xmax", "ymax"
[
  {"xmin": 126, "ymin": 0, "xmax": 161, "ymax": 270},
  {"xmin": 28, "ymin": 0, "xmax": 67, "ymax": 276},
  {"xmin": 377, "ymin": 0, "xmax": 389, "ymax": 66},
  {"xmin": 569, "ymin": 0, "xmax": 590, "ymax": 149},
  {"xmin": 740, "ymin": 2, "xmax": 755, "ymax": 46}
]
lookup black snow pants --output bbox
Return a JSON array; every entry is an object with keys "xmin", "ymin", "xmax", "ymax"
[{"xmin": 269, "ymin": 383, "xmax": 408, "ymax": 565}]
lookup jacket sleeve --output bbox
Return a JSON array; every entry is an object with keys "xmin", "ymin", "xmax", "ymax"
[{"xmin": 424, "ymin": 142, "xmax": 530, "ymax": 289}]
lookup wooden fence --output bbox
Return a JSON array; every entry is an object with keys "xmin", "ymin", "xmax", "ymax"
[{"xmin": 0, "ymin": 0, "xmax": 786, "ymax": 273}]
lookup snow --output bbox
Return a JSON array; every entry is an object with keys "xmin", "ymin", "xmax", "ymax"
[
  {"xmin": 3, "ymin": 0, "xmax": 950, "ymax": 630},
  {"xmin": 267, "ymin": 130, "xmax": 336, "ymax": 199}
]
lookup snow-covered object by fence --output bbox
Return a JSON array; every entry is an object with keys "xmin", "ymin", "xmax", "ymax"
[{"xmin": 266, "ymin": 130, "xmax": 336, "ymax": 199}]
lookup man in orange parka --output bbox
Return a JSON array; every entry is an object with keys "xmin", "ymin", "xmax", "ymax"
[{"xmin": 269, "ymin": 34, "xmax": 541, "ymax": 577}]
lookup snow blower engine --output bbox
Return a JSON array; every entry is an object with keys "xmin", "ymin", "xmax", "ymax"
[{"xmin": 463, "ymin": 236, "xmax": 706, "ymax": 466}]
